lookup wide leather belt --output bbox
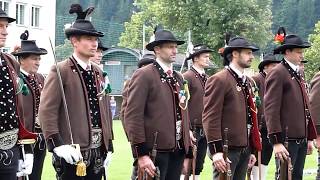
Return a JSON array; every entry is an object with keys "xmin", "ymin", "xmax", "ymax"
[
  {"xmin": 0, "ymin": 128, "xmax": 18, "ymax": 150},
  {"xmin": 91, "ymin": 128, "xmax": 102, "ymax": 149}
]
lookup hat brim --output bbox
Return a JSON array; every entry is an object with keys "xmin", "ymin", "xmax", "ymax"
[
  {"xmin": 12, "ymin": 48, "xmax": 48, "ymax": 56},
  {"xmin": 223, "ymin": 45, "xmax": 259, "ymax": 57},
  {"xmin": 65, "ymin": 28, "xmax": 104, "ymax": 39},
  {"xmin": 186, "ymin": 49, "xmax": 214, "ymax": 60},
  {"xmin": 98, "ymin": 46, "xmax": 109, "ymax": 51},
  {"xmin": 258, "ymin": 60, "xmax": 281, "ymax": 71},
  {"xmin": 0, "ymin": 16, "xmax": 15, "ymax": 23},
  {"xmin": 146, "ymin": 40, "xmax": 185, "ymax": 51},
  {"xmin": 137, "ymin": 58, "xmax": 154, "ymax": 68},
  {"xmin": 273, "ymin": 43, "xmax": 311, "ymax": 54}
]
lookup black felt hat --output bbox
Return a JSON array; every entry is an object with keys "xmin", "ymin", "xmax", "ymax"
[
  {"xmin": 0, "ymin": 8, "xmax": 15, "ymax": 23},
  {"xmin": 65, "ymin": 4, "xmax": 104, "ymax": 39},
  {"xmin": 137, "ymin": 53, "xmax": 155, "ymax": 68},
  {"xmin": 273, "ymin": 27, "xmax": 310, "ymax": 54},
  {"xmin": 186, "ymin": 44, "xmax": 213, "ymax": 60},
  {"xmin": 12, "ymin": 30, "xmax": 47, "ymax": 56},
  {"xmin": 98, "ymin": 39, "xmax": 108, "ymax": 51},
  {"xmin": 222, "ymin": 37, "xmax": 259, "ymax": 58},
  {"xmin": 146, "ymin": 29, "xmax": 185, "ymax": 51},
  {"xmin": 258, "ymin": 53, "xmax": 280, "ymax": 71}
]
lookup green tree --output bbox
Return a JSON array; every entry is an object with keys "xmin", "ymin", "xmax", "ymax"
[
  {"xmin": 304, "ymin": 21, "xmax": 320, "ymax": 81},
  {"xmin": 119, "ymin": 0, "xmax": 273, "ymax": 66},
  {"xmin": 55, "ymin": 39, "xmax": 73, "ymax": 61}
]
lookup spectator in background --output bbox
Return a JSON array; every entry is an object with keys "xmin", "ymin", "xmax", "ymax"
[{"xmin": 110, "ymin": 96, "xmax": 117, "ymax": 119}]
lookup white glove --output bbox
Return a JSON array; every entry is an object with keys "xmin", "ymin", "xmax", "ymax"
[
  {"xmin": 16, "ymin": 154, "xmax": 34, "ymax": 177},
  {"xmin": 53, "ymin": 145, "xmax": 82, "ymax": 165},
  {"xmin": 103, "ymin": 152, "xmax": 112, "ymax": 167}
]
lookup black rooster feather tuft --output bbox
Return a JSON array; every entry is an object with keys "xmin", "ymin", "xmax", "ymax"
[
  {"xmin": 20, "ymin": 30, "xmax": 29, "ymax": 40},
  {"xmin": 69, "ymin": 4, "xmax": 94, "ymax": 20}
]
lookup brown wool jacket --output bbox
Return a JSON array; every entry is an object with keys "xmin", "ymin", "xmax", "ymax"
[
  {"xmin": 21, "ymin": 73, "xmax": 45, "ymax": 132},
  {"xmin": 38, "ymin": 57, "xmax": 112, "ymax": 152},
  {"xmin": 309, "ymin": 71, "xmax": 320, "ymax": 134},
  {"xmin": 183, "ymin": 68, "xmax": 207, "ymax": 128},
  {"xmin": 120, "ymin": 80, "xmax": 129, "ymax": 140},
  {"xmin": 124, "ymin": 63, "xmax": 191, "ymax": 157},
  {"xmin": 203, "ymin": 68, "xmax": 251, "ymax": 155},
  {"xmin": 264, "ymin": 62, "xmax": 317, "ymax": 144}
]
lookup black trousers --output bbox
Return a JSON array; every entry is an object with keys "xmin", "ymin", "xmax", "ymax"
[
  {"xmin": 131, "ymin": 149, "xmax": 185, "ymax": 180},
  {"xmin": 155, "ymin": 149, "xmax": 185, "ymax": 180},
  {"xmin": 187, "ymin": 127, "xmax": 207, "ymax": 175},
  {"xmin": 254, "ymin": 126, "xmax": 273, "ymax": 166},
  {"xmin": 212, "ymin": 147, "xmax": 251, "ymax": 180},
  {"xmin": 52, "ymin": 147, "xmax": 106, "ymax": 180},
  {"xmin": 28, "ymin": 133, "xmax": 46, "ymax": 180},
  {"xmin": 275, "ymin": 139, "xmax": 307, "ymax": 180},
  {"xmin": 0, "ymin": 145, "xmax": 19, "ymax": 180}
]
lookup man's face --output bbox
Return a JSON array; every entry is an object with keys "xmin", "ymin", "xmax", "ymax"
[
  {"xmin": 154, "ymin": 42, "xmax": 178, "ymax": 63},
  {"xmin": 20, "ymin": 54, "xmax": 41, "ymax": 74},
  {"xmin": 233, "ymin": 49, "xmax": 254, "ymax": 68},
  {"xmin": 0, "ymin": 18, "xmax": 8, "ymax": 48},
  {"xmin": 90, "ymin": 49, "xmax": 103, "ymax": 65},
  {"xmin": 194, "ymin": 53, "xmax": 210, "ymax": 68},
  {"xmin": 72, "ymin": 35, "xmax": 98, "ymax": 59},
  {"xmin": 285, "ymin": 48, "xmax": 304, "ymax": 65},
  {"xmin": 264, "ymin": 63, "xmax": 278, "ymax": 74}
]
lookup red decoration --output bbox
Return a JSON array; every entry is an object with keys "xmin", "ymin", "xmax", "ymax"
[
  {"xmin": 218, "ymin": 47, "xmax": 225, "ymax": 54},
  {"xmin": 274, "ymin": 33, "xmax": 285, "ymax": 45},
  {"xmin": 248, "ymin": 93, "xmax": 262, "ymax": 151}
]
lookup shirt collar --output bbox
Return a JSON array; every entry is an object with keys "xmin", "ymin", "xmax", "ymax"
[
  {"xmin": 73, "ymin": 53, "xmax": 91, "ymax": 70},
  {"xmin": 20, "ymin": 68, "xmax": 29, "ymax": 76},
  {"xmin": 156, "ymin": 58, "xmax": 172, "ymax": 73},
  {"xmin": 229, "ymin": 63, "xmax": 246, "ymax": 82},
  {"xmin": 192, "ymin": 65, "xmax": 205, "ymax": 75},
  {"xmin": 284, "ymin": 58, "xmax": 299, "ymax": 72}
]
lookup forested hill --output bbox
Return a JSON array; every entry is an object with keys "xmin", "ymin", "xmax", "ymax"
[
  {"xmin": 56, "ymin": 0, "xmax": 320, "ymax": 45},
  {"xmin": 272, "ymin": 0, "xmax": 320, "ymax": 39}
]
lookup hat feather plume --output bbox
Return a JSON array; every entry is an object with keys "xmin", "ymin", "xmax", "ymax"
[
  {"xmin": 274, "ymin": 27, "xmax": 286, "ymax": 45},
  {"xmin": 20, "ymin": 30, "xmax": 29, "ymax": 40},
  {"xmin": 69, "ymin": 4, "xmax": 94, "ymax": 20}
]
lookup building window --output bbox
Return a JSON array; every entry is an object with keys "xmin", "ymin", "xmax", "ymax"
[
  {"xmin": 16, "ymin": 4, "xmax": 25, "ymax": 25},
  {"xmin": 31, "ymin": 6, "xmax": 40, "ymax": 27},
  {"xmin": 0, "ymin": 1, "xmax": 9, "ymax": 14}
]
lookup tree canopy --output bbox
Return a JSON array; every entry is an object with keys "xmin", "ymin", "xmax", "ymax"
[{"xmin": 119, "ymin": 0, "xmax": 273, "ymax": 65}]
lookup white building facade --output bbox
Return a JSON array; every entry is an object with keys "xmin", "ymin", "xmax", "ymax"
[{"xmin": 0, "ymin": 0, "xmax": 56, "ymax": 74}]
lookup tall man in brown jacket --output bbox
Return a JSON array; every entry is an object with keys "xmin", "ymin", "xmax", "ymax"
[
  {"xmin": 203, "ymin": 36, "xmax": 261, "ymax": 180},
  {"xmin": 264, "ymin": 32, "xmax": 317, "ymax": 179},
  {"xmin": 13, "ymin": 30, "xmax": 48, "ymax": 180},
  {"xmin": 182, "ymin": 44, "xmax": 212, "ymax": 180},
  {"xmin": 120, "ymin": 53, "xmax": 155, "ymax": 180},
  {"xmin": 38, "ymin": 4, "xmax": 112, "ymax": 180},
  {"xmin": 251, "ymin": 54, "xmax": 280, "ymax": 180},
  {"xmin": 124, "ymin": 29, "xmax": 193, "ymax": 180}
]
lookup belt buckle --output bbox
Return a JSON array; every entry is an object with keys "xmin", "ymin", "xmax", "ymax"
[
  {"xmin": 0, "ymin": 129, "xmax": 18, "ymax": 150},
  {"xmin": 91, "ymin": 128, "xmax": 102, "ymax": 149}
]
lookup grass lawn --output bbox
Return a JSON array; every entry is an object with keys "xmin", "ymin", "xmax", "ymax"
[{"xmin": 41, "ymin": 120, "xmax": 318, "ymax": 179}]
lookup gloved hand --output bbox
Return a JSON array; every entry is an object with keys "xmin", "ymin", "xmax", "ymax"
[
  {"xmin": 16, "ymin": 154, "xmax": 34, "ymax": 177},
  {"xmin": 53, "ymin": 145, "xmax": 82, "ymax": 164},
  {"xmin": 103, "ymin": 152, "xmax": 112, "ymax": 168}
]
